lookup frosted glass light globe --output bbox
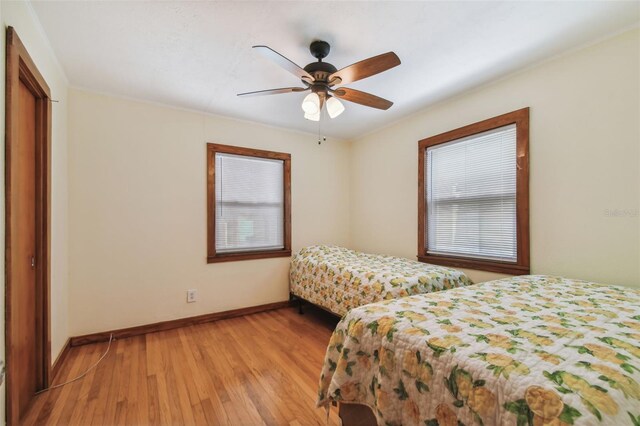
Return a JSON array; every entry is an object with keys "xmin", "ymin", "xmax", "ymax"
[
  {"xmin": 304, "ymin": 110, "xmax": 320, "ymax": 121},
  {"xmin": 301, "ymin": 92, "xmax": 320, "ymax": 115},
  {"xmin": 326, "ymin": 97, "xmax": 345, "ymax": 119}
]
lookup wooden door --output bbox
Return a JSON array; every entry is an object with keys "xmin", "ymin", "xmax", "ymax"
[
  {"xmin": 5, "ymin": 27, "xmax": 52, "ymax": 425},
  {"xmin": 13, "ymin": 79, "xmax": 38, "ymax": 420}
]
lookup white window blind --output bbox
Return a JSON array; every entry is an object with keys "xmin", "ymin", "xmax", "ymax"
[
  {"xmin": 215, "ymin": 153, "xmax": 284, "ymax": 253},
  {"xmin": 426, "ymin": 124, "xmax": 517, "ymax": 262}
]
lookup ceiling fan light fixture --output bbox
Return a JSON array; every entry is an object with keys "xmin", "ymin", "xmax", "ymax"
[
  {"xmin": 304, "ymin": 109, "xmax": 320, "ymax": 122},
  {"xmin": 326, "ymin": 97, "xmax": 345, "ymax": 119},
  {"xmin": 239, "ymin": 43, "xmax": 400, "ymax": 121},
  {"xmin": 301, "ymin": 92, "xmax": 320, "ymax": 114}
]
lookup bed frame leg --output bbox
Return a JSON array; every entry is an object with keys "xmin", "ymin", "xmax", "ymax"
[{"xmin": 290, "ymin": 293, "xmax": 305, "ymax": 315}]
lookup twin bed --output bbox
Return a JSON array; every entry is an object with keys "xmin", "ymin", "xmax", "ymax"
[
  {"xmin": 289, "ymin": 246, "xmax": 640, "ymax": 425},
  {"xmin": 317, "ymin": 275, "xmax": 640, "ymax": 425},
  {"xmin": 290, "ymin": 245, "xmax": 473, "ymax": 316}
]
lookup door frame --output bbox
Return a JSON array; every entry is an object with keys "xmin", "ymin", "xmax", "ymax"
[{"xmin": 5, "ymin": 26, "xmax": 52, "ymax": 424}]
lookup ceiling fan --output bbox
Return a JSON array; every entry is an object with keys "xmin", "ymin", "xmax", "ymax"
[{"xmin": 238, "ymin": 41, "xmax": 401, "ymax": 121}]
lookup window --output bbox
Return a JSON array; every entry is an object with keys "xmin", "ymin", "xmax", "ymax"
[
  {"xmin": 207, "ymin": 143, "xmax": 291, "ymax": 263},
  {"xmin": 418, "ymin": 108, "xmax": 529, "ymax": 275}
]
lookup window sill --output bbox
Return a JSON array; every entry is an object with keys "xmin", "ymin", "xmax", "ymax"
[
  {"xmin": 417, "ymin": 254, "xmax": 530, "ymax": 275},
  {"xmin": 208, "ymin": 249, "xmax": 292, "ymax": 264}
]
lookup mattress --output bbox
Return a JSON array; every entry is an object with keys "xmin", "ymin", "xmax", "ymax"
[
  {"xmin": 317, "ymin": 275, "xmax": 640, "ymax": 425},
  {"xmin": 289, "ymin": 245, "xmax": 472, "ymax": 316}
]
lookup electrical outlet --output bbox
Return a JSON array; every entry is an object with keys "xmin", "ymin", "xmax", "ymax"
[{"xmin": 187, "ymin": 289, "xmax": 197, "ymax": 303}]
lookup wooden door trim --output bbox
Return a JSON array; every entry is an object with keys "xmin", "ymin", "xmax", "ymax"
[{"xmin": 5, "ymin": 26, "xmax": 52, "ymax": 425}]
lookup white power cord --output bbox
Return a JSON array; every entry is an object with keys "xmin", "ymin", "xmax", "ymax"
[{"xmin": 36, "ymin": 333, "xmax": 114, "ymax": 395}]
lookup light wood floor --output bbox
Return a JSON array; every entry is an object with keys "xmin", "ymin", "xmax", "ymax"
[{"xmin": 21, "ymin": 306, "xmax": 341, "ymax": 425}]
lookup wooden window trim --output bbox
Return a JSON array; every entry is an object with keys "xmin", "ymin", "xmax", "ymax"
[
  {"xmin": 207, "ymin": 143, "xmax": 292, "ymax": 263},
  {"xmin": 417, "ymin": 108, "xmax": 530, "ymax": 275}
]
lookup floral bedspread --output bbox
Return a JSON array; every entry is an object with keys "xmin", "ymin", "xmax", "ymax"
[
  {"xmin": 290, "ymin": 245, "xmax": 473, "ymax": 316},
  {"xmin": 317, "ymin": 275, "xmax": 640, "ymax": 425}
]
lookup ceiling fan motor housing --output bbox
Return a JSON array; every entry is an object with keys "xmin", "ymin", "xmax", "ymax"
[
  {"xmin": 303, "ymin": 61, "xmax": 337, "ymax": 83},
  {"xmin": 305, "ymin": 41, "xmax": 338, "ymax": 84}
]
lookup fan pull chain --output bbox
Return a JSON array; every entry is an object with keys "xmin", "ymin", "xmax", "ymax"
[{"xmin": 318, "ymin": 108, "xmax": 326, "ymax": 145}]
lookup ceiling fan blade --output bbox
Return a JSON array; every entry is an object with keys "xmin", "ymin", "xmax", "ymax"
[
  {"xmin": 332, "ymin": 87, "xmax": 393, "ymax": 110},
  {"xmin": 253, "ymin": 45, "xmax": 314, "ymax": 82},
  {"xmin": 237, "ymin": 87, "xmax": 308, "ymax": 97},
  {"xmin": 329, "ymin": 52, "xmax": 400, "ymax": 85}
]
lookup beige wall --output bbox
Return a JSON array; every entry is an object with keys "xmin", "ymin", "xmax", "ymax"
[
  {"xmin": 349, "ymin": 28, "xmax": 640, "ymax": 287},
  {"xmin": 0, "ymin": 0, "xmax": 70, "ymax": 417},
  {"xmin": 67, "ymin": 28, "xmax": 639, "ymax": 338},
  {"xmin": 67, "ymin": 89, "xmax": 351, "ymax": 335}
]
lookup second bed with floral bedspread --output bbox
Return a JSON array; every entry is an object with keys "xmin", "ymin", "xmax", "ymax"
[
  {"xmin": 290, "ymin": 245, "xmax": 473, "ymax": 317},
  {"xmin": 318, "ymin": 275, "xmax": 640, "ymax": 425}
]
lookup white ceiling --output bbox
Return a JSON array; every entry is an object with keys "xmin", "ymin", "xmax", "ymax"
[{"xmin": 32, "ymin": 1, "xmax": 639, "ymax": 140}]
